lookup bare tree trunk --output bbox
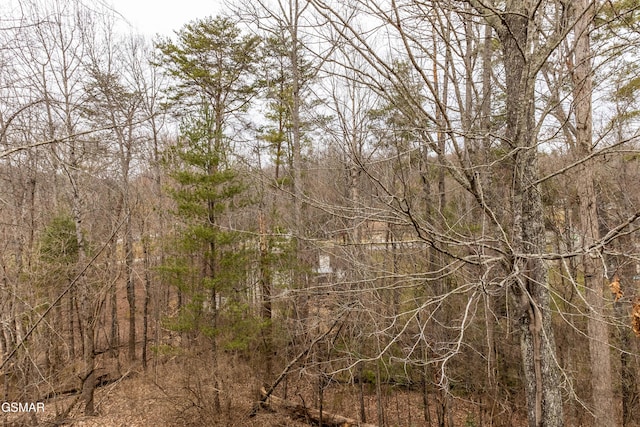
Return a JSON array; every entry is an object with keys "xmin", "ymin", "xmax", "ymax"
[
  {"xmin": 497, "ymin": 5, "xmax": 563, "ymax": 426},
  {"xmin": 357, "ymin": 361, "xmax": 366, "ymax": 424},
  {"xmin": 70, "ymin": 181, "xmax": 96, "ymax": 416},
  {"xmin": 108, "ymin": 237, "xmax": 119, "ymax": 358},
  {"xmin": 421, "ymin": 362, "xmax": 432, "ymax": 425},
  {"xmin": 1, "ymin": 287, "xmax": 10, "ymax": 427},
  {"xmin": 111, "ymin": 280, "xmax": 119, "ymax": 356},
  {"xmin": 570, "ymin": 1, "xmax": 615, "ymax": 424},
  {"xmin": 375, "ymin": 362, "xmax": 385, "ymax": 427},
  {"xmin": 79, "ymin": 289, "xmax": 96, "ymax": 416},
  {"xmin": 142, "ymin": 233, "xmax": 152, "ymax": 371},
  {"xmin": 616, "ymin": 297, "xmax": 636, "ymax": 426},
  {"xmin": 258, "ymin": 210, "xmax": 273, "ymax": 376},
  {"xmin": 124, "ymin": 214, "xmax": 136, "ymax": 361},
  {"xmin": 291, "ymin": 33, "xmax": 309, "ymax": 329},
  {"xmin": 68, "ymin": 289, "xmax": 76, "ymax": 358}
]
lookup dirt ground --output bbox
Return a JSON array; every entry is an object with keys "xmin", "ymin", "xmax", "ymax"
[{"xmin": 1, "ymin": 352, "xmax": 525, "ymax": 427}]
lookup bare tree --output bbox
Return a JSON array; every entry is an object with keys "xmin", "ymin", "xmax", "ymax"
[
  {"xmin": 83, "ymin": 23, "xmax": 151, "ymax": 363},
  {"xmin": 3, "ymin": 0, "xmax": 124, "ymax": 414},
  {"xmin": 306, "ymin": 1, "xmax": 619, "ymax": 425}
]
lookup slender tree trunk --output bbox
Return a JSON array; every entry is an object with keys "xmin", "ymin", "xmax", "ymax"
[
  {"xmin": 358, "ymin": 361, "xmax": 366, "ymax": 423},
  {"xmin": 570, "ymin": 2, "xmax": 615, "ymax": 424},
  {"xmin": 79, "ymin": 290, "xmax": 96, "ymax": 416},
  {"xmin": 124, "ymin": 213, "xmax": 136, "ymax": 361},
  {"xmin": 71, "ymin": 181, "xmax": 96, "ymax": 416},
  {"xmin": 142, "ymin": 233, "xmax": 152, "ymax": 371},
  {"xmin": 68, "ymin": 289, "xmax": 76, "ymax": 358},
  {"xmin": 287, "ymin": 0, "xmax": 309, "ymax": 329},
  {"xmin": 111, "ymin": 279, "xmax": 119, "ymax": 356},
  {"xmin": 616, "ymin": 297, "xmax": 636, "ymax": 426},
  {"xmin": 106, "ymin": 234, "xmax": 119, "ymax": 358},
  {"xmin": 258, "ymin": 210, "xmax": 273, "ymax": 376},
  {"xmin": 1, "ymin": 285, "xmax": 10, "ymax": 426},
  {"xmin": 421, "ymin": 358, "xmax": 431, "ymax": 425},
  {"xmin": 376, "ymin": 362, "xmax": 385, "ymax": 427}
]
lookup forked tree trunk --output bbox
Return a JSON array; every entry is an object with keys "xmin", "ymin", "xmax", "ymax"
[{"xmin": 498, "ymin": 5, "xmax": 563, "ymax": 426}]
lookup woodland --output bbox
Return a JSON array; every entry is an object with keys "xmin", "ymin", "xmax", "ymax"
[{"xmin": 1, "ymin": 0, "xmax": 640, "ymax": 426}]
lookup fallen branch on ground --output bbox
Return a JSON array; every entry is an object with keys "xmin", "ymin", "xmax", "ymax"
[
  {"xmin": 261, "ymin": 387, "xmax": 377, "ymax": 427},
  {"xmin": 249, "ymin": 307, "xmax": 352, "ymax": 417}
]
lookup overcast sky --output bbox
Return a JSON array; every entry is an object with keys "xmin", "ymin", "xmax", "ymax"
[{"xmin": 105, "ymin": 0, "xmax": 222, "ymax": 38}]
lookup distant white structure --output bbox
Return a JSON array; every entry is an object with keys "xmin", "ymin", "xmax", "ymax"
[{"xmin": 317, "ymin": 254, "xmax": 333, "ymax": 275}]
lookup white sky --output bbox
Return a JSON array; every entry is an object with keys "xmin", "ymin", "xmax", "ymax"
[{"xmin": 105, "ymin": 0, "xmax": 222, "ymax": 38}]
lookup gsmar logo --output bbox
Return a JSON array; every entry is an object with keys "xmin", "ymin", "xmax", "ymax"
[{"xmin": 1, "ymin": 402, "xmax": 45, "ymax": 413}]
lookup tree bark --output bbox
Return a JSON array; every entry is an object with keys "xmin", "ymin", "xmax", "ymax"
[
  {"xmin": 142, "ymin": 232, "xmax": 152, "ymax": 371},
  {"xmin": 71, "ymin": 178, "xmax": 96, "ymax": 416},
  {"xmin": 124, "ymin": 207, "xmax": 136, "ymax": 361},
  {"xmin": 495, "ymin": 4, "xmax": 563, "ymax": 426},
  {"xmin": 570, "ymin": 1, "xmax": 615, "ymax": 424}
]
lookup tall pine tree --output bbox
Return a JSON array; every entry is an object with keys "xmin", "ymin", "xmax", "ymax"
[{"xmin": 155, "ymin": 16, "xmax": 260, "ymax": 411}]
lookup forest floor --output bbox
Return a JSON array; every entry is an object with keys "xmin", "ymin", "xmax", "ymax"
[{"xmin": 2, "ymin": 352, "xmax": 524, "ymax": 427}]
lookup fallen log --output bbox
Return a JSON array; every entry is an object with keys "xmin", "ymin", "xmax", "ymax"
[
  {"xmin": 39, "ymin": 371, "xmax": 130, "ymax": 401},
  {"xmin": 261, "ymin": 387, "xmax": 377, "ymax": 427}
]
